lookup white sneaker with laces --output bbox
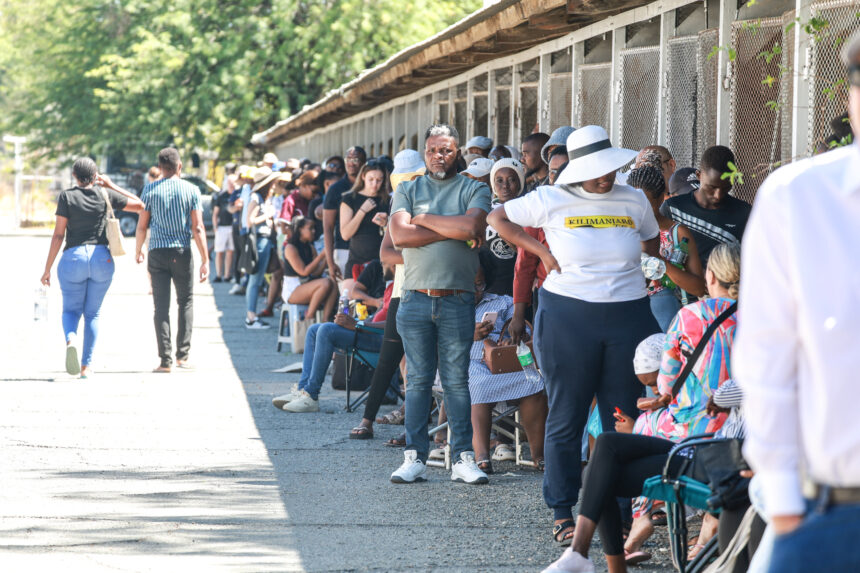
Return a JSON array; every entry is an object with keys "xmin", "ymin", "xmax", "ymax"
[
  {"xmin": 272, "ymin": 384, "xmax": 300, "ymax": 409},
  {"xmin": 541, "ymin": 548, "xmax": 595, "ymax": 573},
  {"xmin": 390, "ymin": 450, "xmax": 427, "ymax": 484},
  {"xmin": 282, "ymin": 390, "xmax": 319, "ymax": 412},
  {"xmin": 451, "ymin": 452, "xmax": 489, "ymax": 485},
  {"xmin": 228, "ymin": 283, "xmax": 244, "ymax": 295},
  {"xmin": 245, "ymin": 318, "xmax": 270, "ymax": 330}
]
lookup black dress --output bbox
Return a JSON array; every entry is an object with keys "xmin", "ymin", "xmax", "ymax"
[{"xmin": 340, "ymin": 191, "xmax": 386, "ymax": 277}]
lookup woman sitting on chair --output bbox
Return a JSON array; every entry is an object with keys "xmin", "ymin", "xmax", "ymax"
[
  {"xmin": 282, "ymin": 216, "xmax": 337, "ymax": 321},
  {"xmin": 541, "ymin": 242, "xmax": 740, "ymax": 573}
]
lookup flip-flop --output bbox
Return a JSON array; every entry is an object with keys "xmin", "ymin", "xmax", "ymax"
[
  {"xmin": 625, "ymin": 550, "xmax": 652, "ymax": 565},
  {"xmin": 383, "ymin": 434, "xmax": 406, "ymax": 447},
  {"xmin": 375, "ymin": 409, "xmax": 404, "ymax": 425},
  {"xmin": 349, "ymin": 426, "xmax": 373, "ymax": 440},
  {"xmin": 65, "ymin": 344, "xmax": 80, "ymax": 376}
]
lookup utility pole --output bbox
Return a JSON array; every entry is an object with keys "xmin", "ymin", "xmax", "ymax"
[{"xmin": 3, "ymin": 135, "xmax": 25, "ymax": 228}]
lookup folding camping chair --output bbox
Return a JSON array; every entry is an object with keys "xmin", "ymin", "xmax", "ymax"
[
  {"xmin": 642, "ymin": 434, "xmax": 742, "ymax": 573},
  {"xmin": 344, "ymin": 323, "xmax": 402, "ymax": 412}
]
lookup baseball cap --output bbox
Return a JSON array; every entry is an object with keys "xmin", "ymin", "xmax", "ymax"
[
  {"xmin": 461, "ymin": 157, "xmax": 494, "ymax": 178},
  {"xmin": 465, "ymin": 136, "xmax": 493, "ymax": 151},
  {"xmin": 668, "ymin": 167, "xmax": 700, "ymax": 196}
]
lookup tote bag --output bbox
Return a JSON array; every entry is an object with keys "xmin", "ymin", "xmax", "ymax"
[{"xmin": 99, "ymin": 187, "xmax": 126, "ymax": 257}]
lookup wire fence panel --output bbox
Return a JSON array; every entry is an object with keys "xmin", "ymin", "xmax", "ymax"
[
  {"xmin": 576, "ymin": 63, "xmax": 611, "ymax": 133},
  {"xmin": 728, "ymin": 17, "xmax": 784, "ymax": 204},
  {"xmin": 780, "ymin": 10, "xmax": 796, "ymax": 163},
  {"xmin": 808, "ymin": 0, "xmax": 860, "ymax": 154},
  {"xmin": 619, "ymin": 46, "xmax": 661, "ymax": 151},
  {"xmin": 474, "ymin": 93, "xmax": 489, "ymax": 139},
  {"xmin": 496, "ymin": 88, "xmax": 512, "ymax": 146},
  {"xmin": 454, "ymin": 83, "xmax": 468, "ymax": 142},
  {"xmin": 697, "ymin": 29, "xmax": 719, "ymax": 161},
  {"xmin": 520, "ymin": 85, "xmax": 539, "ymax": 137},
  {"xmin": 549, "ymin": 74, "xmax": 573, "ymax": 132},
  {"xmin": 667, "ymin": 36, "xmax": 700, "ymax": 168}
]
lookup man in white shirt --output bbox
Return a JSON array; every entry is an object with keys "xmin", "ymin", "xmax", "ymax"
[{"xmin": 735, "ymin": 30, "xmax": 860, "ymax": 572}]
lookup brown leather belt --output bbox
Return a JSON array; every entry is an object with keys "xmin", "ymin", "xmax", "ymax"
[
  {"xmin": 804, "ymin": 482, "xmax": 860, "ymax": 506},
  {"xmin": 416, "ymin": 289, "xmax": 466, "ymax": 298}
]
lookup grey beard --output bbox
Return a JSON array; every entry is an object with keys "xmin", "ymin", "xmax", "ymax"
[{"xmin": 429, "ymin": 170, "xmax": 447, "ymax": 180}]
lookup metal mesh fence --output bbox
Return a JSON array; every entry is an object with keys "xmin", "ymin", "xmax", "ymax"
[
  {"xmin": 696, "ymin": 28, "xmax": 719, "ymax": 161},
  {"xmin": 729, "ymin": 17, "xmax": 784, "ymax": 204},
  {"xmin": 666, "ymin": 36, "xmax": 699, "ymax": 168},
  {"xmin": 575, "ymin": 63, "xmax": 611, "ymax": 132},
  {"xmin": 521, "ymin": 58, "xmax": 541, "ymax": 84},
  {"xmin": 619, "ymin": 46, "xmax": 660, "ymax": 150},
  {"xmin": 474, "ymin": 93, "xmax": 489, "ymax": 138},
  {"xmin": 453, "ymin": 83, "xmax": 468, "ymax": 141},
  {"xmin": 781, "ymin": 10, "xmax": 796, "ymax": 162},
  {"xmin": 808, "ymin": 0, "xmax": 860, "ymax": 154},
  {"xmin": 473, "ymin": 73, "xmax": 488, "ymax": 92},
  {"xmin": 520, "ymin": 85, "xmax": 539, "ymax": 137},
  {"xmin": 549, "ymin": 74, "xmax": 573, "ymax": 131},
  {"xmin": 407, "ymin": 100, "xmax": 419, "ymax": 148},
  {"xmin": 496, "ymin": 88, "xmax": 512, "ymax": 146}
]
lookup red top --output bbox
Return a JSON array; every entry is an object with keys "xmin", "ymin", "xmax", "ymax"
[
  {"xmin": 278, "ymin": 190, "xmax": 309, "ymax": 223},
  {"xmin": 371, "ymin": 282, "xmax": 395, "ymax": 323},
  {"xmin": 512, "ymin": 227, "xmax": 548, "ymax": 304}
]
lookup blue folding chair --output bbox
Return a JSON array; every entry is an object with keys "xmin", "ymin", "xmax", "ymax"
[{"xmin": 344, "ymin": 323, "xmax": 387, "ymax": 412}]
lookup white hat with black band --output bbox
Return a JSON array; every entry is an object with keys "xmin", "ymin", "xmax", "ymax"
[{"xmin": 556, "ymin": 125, "xmax": 637, "ymax": 186}]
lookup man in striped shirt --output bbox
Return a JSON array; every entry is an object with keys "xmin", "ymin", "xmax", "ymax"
[{"xmin": 135, "ymin": 148, "xmax": 209, "ymax": 373}]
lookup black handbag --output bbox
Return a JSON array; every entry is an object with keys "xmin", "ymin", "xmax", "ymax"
[{"xmin": 237, "ymin": 228, "xmax": 258, "ymax": 275}]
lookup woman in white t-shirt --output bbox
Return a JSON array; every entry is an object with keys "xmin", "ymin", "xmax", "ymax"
[{"xmin": 487, "ymin": 125, "xmax": 661, "ymax": 553}]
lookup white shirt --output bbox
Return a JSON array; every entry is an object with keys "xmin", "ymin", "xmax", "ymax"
[
  {"xmin": 735, "ymin": 143, "xmax": 860, "ymax": 517},
  {"xmin": 504, "ymin": 183, "xmax": 659, "ymax": 303}
]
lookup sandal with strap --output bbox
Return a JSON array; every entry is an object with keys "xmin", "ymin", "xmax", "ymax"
[
  {"xmin": 552, "ymin": 520, "xmax": 575, "ymax": 546},
  {"xmin": 384, "ymin": 433, "xmax": 406, "ymax": 447},
  {"xmin": 376, "ymin": 408, "xmax": 405, "ymax": 425},
  {"xmin": 477, "ymin": 458, "xmax": 494, "ymax": 475},
  {"xmin": 349, "ymin": 426, "xmax": 373, "ymax": 440}
]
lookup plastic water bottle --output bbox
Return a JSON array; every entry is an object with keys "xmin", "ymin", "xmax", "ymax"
[
  {"xmin": 340, "ymin": 289, "xmax": 351, "ymax": 315},
  {"xmin": 641, "ymin": 255, "xmax": 667, "ymax": 281},
  {"xmin": 34, "ymin": 286, "xmax": 48, "ymax": 322},
  {"xmin": 516, "ymin": 341, "xmax": 542, "ymax": 383}
]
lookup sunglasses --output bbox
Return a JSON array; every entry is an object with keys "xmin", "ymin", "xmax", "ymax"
[{"xmin": 850, "ymin": 64, "xmax": 860, "ymax": 88}]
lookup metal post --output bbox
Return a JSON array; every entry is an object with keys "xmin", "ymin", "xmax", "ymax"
[
  {"xmin": 610, "ymin": 28, "xmax": 626, "ymax": 145},
  {"xmin": 3, "ymin": 135, "xmax": 25, "ymax": 228},
  {"xmin": 791, "ymin": 0, "xmax": 813, "ymax": 159},
  {"xmin": 657, "ymin": 11, "xmax": 673, "ymax": 146},
  {"xmin": 715, "ymin": 0, "xmax": 735, "ymax": 146}
]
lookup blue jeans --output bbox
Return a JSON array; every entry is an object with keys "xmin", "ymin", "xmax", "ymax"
[
  {"xmin": 397, "ymin": 290, "xmax": 476, "ymax": 462},
  {"xmin": 298, "ymin": 322, "xmax": 383, "ymax": 400},
  {"xmin": 649, "ymin": 288, "xmax": 681, "ymax": 333},
  {"xmin": 768, "ymin": 500, "xmax": 860, "ymax": 572},
  {"xmin": 245, "ymin": 235, "xmax": 273, "ymax": 314},
  {"xmin": 57, "ymin": 245, "xmax": 115, "ymax": 366}
]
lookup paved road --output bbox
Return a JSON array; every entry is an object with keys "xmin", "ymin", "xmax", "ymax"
[{"xmin": 1, "ymin": 235, "xmax": 678, "ymax": 572}]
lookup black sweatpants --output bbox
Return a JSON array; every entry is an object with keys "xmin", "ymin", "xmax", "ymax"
[
  {"xmin": 362, "ymin": 298, "xmax": 404, "ymax": 422},
  {"xmin": 579, "ymin": 432, "xmax": 683, "ymax": 556},
  {"xmin": 534, "ymin": 289, "xmax": 659, "ymax": 520},
  {"xmin": 148, "ymin": 247, "xmax": 194, "ymax": 367}
]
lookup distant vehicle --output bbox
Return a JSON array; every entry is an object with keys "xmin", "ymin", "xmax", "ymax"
[{"xmin": 116, "ymin": 175, "xmax": 220, "ymax": 237}]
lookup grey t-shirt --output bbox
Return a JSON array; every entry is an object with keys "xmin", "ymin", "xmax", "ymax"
[{"xmin": 391, "ymin": 173, "xmax": 492, "ymax": 292}]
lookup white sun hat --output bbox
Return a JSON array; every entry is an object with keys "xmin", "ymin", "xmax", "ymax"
[
  {"xmin": 392, "ymin": 149, "xmax": 425, "ymax": 174},
  {"xmin": 556, "ymin": 125, "xmax": 637, "ymax": 186}
]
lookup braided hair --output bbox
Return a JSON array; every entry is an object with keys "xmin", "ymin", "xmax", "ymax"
[{"xmin": 627, "ymin": 165, "xmax": 665, "ymax": 199}]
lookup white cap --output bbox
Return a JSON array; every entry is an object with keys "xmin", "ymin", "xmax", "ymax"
[
  {"xmin": 392, "ymin": 149, "xmax": 425, "ymax": 174},
  {"xmin": 461, "ymin": 157, "xmax": 494, "ymax": 178}
]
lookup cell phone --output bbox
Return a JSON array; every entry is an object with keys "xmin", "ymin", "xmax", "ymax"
[
  {"xmin": 480, "ymin": 311, "xmax": 498, "ymax": 324},
  {"xmin": 614, "ymin": 407, "xmax": 625, "ymax": 420}
]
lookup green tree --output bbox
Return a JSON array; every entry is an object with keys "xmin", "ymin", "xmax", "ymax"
[{"xmin": 0, "ymin": 0, "xmax": 480, "ymax": 163}]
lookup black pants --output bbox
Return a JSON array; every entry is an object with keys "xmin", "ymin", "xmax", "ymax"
[
  {"xmin": 231, "ymin": 224, "xmax": 243, "ymax": 280},
  {"xmin": 534, "ymin": 289, "xmax": 659, "ymax": 520},
  {"xmin": 362, "ymin": 298, "xmax": 404, "ymax": 421},
  {"xmin": 148, "ymin": 248, "xmax": 194, "ymax": 367},
  {"xmin": 579, "ymin": 432, "xmax": 683, "ymax": 556}
]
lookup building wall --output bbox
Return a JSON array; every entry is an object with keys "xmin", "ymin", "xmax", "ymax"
[{"xmin": 274, "ymin": 0, "xmax": 860, "ymax": 203}]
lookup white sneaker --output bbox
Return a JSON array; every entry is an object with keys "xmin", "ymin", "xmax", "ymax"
[
  {"xmin": 272, "ymin": 384, "xmax": 300, "ymax": 409},
  {"xmin": 451, "ymin": 452, "xmax": 489, "ymax": 485},
  {"xmin": 229, "ymin": 284, "xmax": 245, "ymax": 295},
  {"xmin": 245, "ymin": 318, "xmax": 270, "ymax": 330},
  {"xmin": 390, "ymin": 450, "xmax": 427, "ymax": 484},
  {"xmin": 282, "ymin": 390, "xmax": 319, "ymax": 412},
  {"xmin": 541, "ymin": 548, "xmax": 595, "ymax": 573},
  {"xmin": 65, "ymin": 333, "xmax": 81, "ymax": 375},
  {"xmin": 492, "ymin": 443, "xmax": 515, "ymax": 461},
  {"xmin": 429, "ymin": 446, "xmax": 446, "ymax": 460}
]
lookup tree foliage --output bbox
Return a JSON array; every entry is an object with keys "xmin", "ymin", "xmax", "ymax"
[{"xmin": 0, "ymin": 0, "xmax": 480, "ymax": 162}]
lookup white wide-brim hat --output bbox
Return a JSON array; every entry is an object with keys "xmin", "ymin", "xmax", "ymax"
[{"xmin": 556, "ymin": 125, "xmax": 637, "ymax": 185}]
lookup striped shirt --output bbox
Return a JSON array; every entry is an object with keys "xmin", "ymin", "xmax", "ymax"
[{"xmin": 141, "ymin": 177, "xmax": 201, "ymax": 249}]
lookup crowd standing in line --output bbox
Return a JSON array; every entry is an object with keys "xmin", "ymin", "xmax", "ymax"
[{"xmin": 39, "ymin": 30, "xmax": 860, "ymax": 573}]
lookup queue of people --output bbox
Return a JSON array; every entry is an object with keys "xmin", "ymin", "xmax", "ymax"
[{"xmin": 39, "ymin": 30, "xmax": 860, "ymax": 572}]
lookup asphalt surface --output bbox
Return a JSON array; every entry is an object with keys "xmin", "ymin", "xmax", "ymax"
[{"xmin": 1, "ymin": 235, "xmax": 680, "ymax": 572}]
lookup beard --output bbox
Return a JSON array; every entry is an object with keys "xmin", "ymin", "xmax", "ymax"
[{"xmin": 429, "ymin": 169, "xmax": 448, "ymax": 180}]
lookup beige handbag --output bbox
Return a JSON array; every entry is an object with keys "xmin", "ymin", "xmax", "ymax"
[{"xmin": 99, "ymin": 187, "xmax": 126, "ymax": 257}]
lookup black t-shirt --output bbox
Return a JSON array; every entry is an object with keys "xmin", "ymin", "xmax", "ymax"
[
  {"xmin": 55, "ymin": 186, "xmax": 129, "ymax": 250},
  {"xmin": 214, "ymin": 190, "xmax": 233, "ymax": 227},
  {"xmin": 356, "ymin": 259, "xmax": 385, "ymax": 299},
  {"xmin": 308, "ymin": 196, "xmax": 324, "ymax": 240},
  {"xmin": 322, "ymin": 176, "xmax": 352, "ymax": 249},
  {"xmin": 284, "ymin": 241, "xmax": 315, "ymax": 277},
  {"xmin": 661, "ymin": 192, "xmax": 752, "ymax": 263},
  {"xmin": 481, "ymin": 223, "xmax": 516, "ymax": 296},
  {"xmin": 340, "ymin": 190, "xmax": 386, "ymax": 269}
]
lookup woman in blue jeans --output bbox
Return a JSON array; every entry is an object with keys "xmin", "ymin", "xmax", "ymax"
[
  {"xmin": 41, "ymin": 158, "xmax": 144, "ymax": 377},
  {"xmin": 244, "ymin": 171, "xmax": 279, "ymax": 329}
]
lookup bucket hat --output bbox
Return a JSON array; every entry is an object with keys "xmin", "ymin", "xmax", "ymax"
[
  {"xmin": 556, "ymin": 126, "xmax": 637, "ymax": 185},
  {"xmin": 541, "ymin": 126, "xmax": 576, "ymax": 164},
  {"xmin": 251, "ymin": 166, "xmax": 277, "ymax": 192},
  {"xmin": 392, "ymin": 149, "xmax": 425, "ymax": 175},
  {"xmin": 465, "ymin": 136, "xmax": 493, "ymax": 151}
]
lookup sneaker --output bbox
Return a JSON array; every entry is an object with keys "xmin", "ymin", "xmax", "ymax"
[
  {"xmin": 492, "ymin": 443, "xmax": 515, "ymax": 462},
  {"xmin": 429, "ymin": 446, "xmax": 446, "ymax": 461},
  {"xmin": 65, "ymin": 333, "xmax": 81, "ymax": 375},
  {"xmin": 282, "ymin": 390, "xmax": 319, "ymax": 412},
  {"xmin": 541, "ymin": 548, "xmax": 595, "ymax": 573},
  {"xmin": 245, "ymin": 318, "xmax": 270, "ymax": 330},
  {"xmin": 229, "ymin": 284, "xmax": 246, "ymax": 295},
  {"xmin": 272, "ymin": 384, "xmax": 300, "ymax": 408},
  {"xmin": 213, "ymin": 276, "xmax": 222, "ymax": 283},
  {"xmin": 451, "ymin": 452, "xmax": 489, "ymax": 485},
  {"xmin": 390, "ymin": 450, "xmax": 427, "ymax": 484}
]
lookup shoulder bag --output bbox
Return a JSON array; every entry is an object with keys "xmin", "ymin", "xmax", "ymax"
[
  {"xmin": 482, "ymin": 319, "xmax": 538, "ymax": 374},
  {"xmin": 99, "ymin": 187, "xmax": 126, "ymax": 257},
  {"xmin": 238, "ymin": 227, "xmax": 259, "ymax": 275}
]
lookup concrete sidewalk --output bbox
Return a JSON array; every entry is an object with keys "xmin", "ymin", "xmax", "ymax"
[{"xmin": 1, "ymin": 236, "xmax": 676, "ymax": 572}]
